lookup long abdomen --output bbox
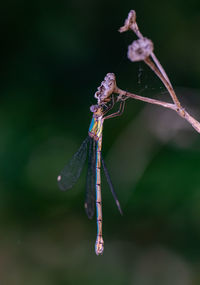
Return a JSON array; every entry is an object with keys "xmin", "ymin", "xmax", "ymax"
[{"xmin": 95, "ymin": 135, "xmax": 104, "ymax": 255}]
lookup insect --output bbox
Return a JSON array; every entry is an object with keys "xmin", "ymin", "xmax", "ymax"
[{"xmin": 57, "ymin": 96, "xmax": 125, "ymax": 255}]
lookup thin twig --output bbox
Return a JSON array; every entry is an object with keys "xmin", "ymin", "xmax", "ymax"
[
  {"xmin": 150, "ymin": 53, "xmax": 172, "ymax": 88},
  {"xmin": 115, "ymin": 87, "xmax": 200, "ymax": 133},
  {"xmin": 119, "ymin": 10, "xmax": 183, "ymax": 110},
  {"xmin": 117, "ymin": 10, "xmax": 200, "ymax": 133},
  {"xmin": 144, "ymin": 57, "xmax": 182, "ymax": 111},
  {"xmin": 115, "ymin": 87, "xmax": 176, "ymax": 110}
]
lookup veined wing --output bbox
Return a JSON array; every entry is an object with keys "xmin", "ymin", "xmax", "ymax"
[
  {"xmin": 101, "ymin": 157, "xmax": 123, "ymax": 215},
  {"xmin": 85, "ymin": 137, "xmax": 96, "ymax": 219},
  {"xmin": 57, "ymin": 136, "xmax": 90, "ymax": 191}
]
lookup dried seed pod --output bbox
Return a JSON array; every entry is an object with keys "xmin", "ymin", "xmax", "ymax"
[
  {"xmin": 119, "ymin": 10, "xmax": 136, "ymax": 33},
  {"xmin": 94, "ymin": 73, "xmax": 116, "ymax": 104},
  {"xmin": 128, "ymin": 38, "xmax": 154, "ymax": 62}
]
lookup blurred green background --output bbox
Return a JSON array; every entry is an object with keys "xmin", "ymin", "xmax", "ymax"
[{"xmin": 1, "ymin": 0, "xmax": 200, "ymax": 284}]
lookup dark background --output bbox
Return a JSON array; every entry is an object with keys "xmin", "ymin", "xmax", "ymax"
[{"xmin": 1, "ymin": 0, "xmax": 200, "ymax": 284}]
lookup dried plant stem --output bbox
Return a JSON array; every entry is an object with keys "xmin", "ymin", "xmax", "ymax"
[
  {"xmin": 150, "ymin": 53, "xmax": 172, "ymax": 88},
  {"xmin": 115, "ymin": 87, "xmax": 200, "ymax": 133},
  {"xmin": 97, "ymin": 9, "xmax": 200, "ymax": 134},
  {"xmin": 119, "ymin": 11, "xmax": 191, "ymax": 115},
  {"xmin": 144, "ymin": 57, "xmax": 182, "ymax": 111},
  {"xmin": 116, "ymin": 88, "xmax": 176, "ymax": 110}
]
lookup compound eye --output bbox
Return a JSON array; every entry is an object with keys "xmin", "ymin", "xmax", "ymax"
[{"xmin": 90, "ymin": 105, "xmax": 98, "ymax": 113}]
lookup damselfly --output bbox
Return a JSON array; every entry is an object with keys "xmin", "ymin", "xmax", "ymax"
[{"xmin": 57, "ymin": 98, "xmax": 125, "ymax": 255}]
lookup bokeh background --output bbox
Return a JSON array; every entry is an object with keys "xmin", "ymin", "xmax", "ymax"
[{"xmin": 1, "ymin": 0, "xmax": 200, "ymax": 284}]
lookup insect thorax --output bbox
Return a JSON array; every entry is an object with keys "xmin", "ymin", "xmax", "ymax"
[{"xmin": 88, "ymin": 116, "xmax": 103, "ymax": 141}]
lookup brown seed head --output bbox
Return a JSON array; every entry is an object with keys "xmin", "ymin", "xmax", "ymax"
[
  {"xmin": 127, "ymin": 38, "xmax": 154, "ymax": 62},
  {"xmin": 94, "ymin": 73, "xmax": 116, "ymax": 104}
]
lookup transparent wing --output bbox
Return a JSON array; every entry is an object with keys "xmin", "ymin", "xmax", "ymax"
[
  {"xmin": 85, "ymin": 137, "xmax": 96, "ymax": 219},
  {"xmin": 101, "ymin": 157, "xmax": 123, "ymax": 215},
  {"xmin": 57, "ymin": 136, "xmax": 90, "ymax": 191}
]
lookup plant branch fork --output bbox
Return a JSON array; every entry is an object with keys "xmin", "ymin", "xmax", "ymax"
[{"xmin": 116, "ymin": 10, "xmax": 200, "ymax": 133}]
